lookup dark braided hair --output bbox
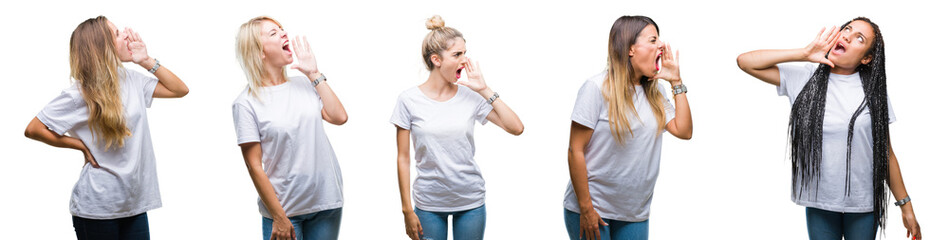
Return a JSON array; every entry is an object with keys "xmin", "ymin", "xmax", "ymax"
[{"xmin": 788, "ymin": 17, "xmax": 889, "ymax": 231}]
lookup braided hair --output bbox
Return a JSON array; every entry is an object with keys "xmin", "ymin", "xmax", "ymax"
[{"xmin": 788, "ymin": 17, "xmax": 889, "ymax": 230}]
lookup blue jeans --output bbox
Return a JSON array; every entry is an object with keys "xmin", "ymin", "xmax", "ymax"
[
  {"xmin": 564, "ymin": 209, "xmax": 648, "ymax": 240},
  {"xmin": 414, "ymin": 204, "xmax": 486, "ymax": 240},
  {"xmin": 262, "ymin": 208, "xmax": 342, "ymax": 240},
  {"xmin": 805, "ymin": 207, "xmax": 877, "ymax": 240},
  {"xmin": 72, "ymin": 212, "xmax": 150, "ymax": 240}
]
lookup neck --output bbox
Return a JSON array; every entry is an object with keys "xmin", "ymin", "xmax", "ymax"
[
  {"xmin": 631, "ymin": 70, "xmax": 643, "ymax": 86},
  {"xmin": 830, "ymin": 66, "xmax": 858, "ymax": 75},
  {"xmin": 261, "ymin": 63, "xmax": 287, "ymax": 86},
  {"xmin": 422, "ymin": 69, "xmax": 456, "ymax": 93}
]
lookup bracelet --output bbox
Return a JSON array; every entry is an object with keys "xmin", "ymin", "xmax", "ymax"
[
  {"xmin": 487, "ymin": 92, "xmax": 499, "ymax": 104},
  {"xmin": 672, "ymin": 84, "xmax": 687, "ymax": 95},
  {"xmin": 311, "ymin": 73, "xmax": 327, "ymax": 87},
  {"xmin": 894, "ymin": 196, "xmax": 911, "ymax": 206},
  {"xmin": 148, "ymin": 59, "xmax": 161, "ymax": 74}
]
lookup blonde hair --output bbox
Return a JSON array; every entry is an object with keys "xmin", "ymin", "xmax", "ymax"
[
  {"xmin": 604, "ymin": 16, "xmax": 665, "ymax": 143},
  {"xmin": 236, "ymin": 16, "xmax": 287, "ymax": 99},
  {"xmin": 421, "ymin": 15, "xmax": 464, "ymax": 71},
  {"xmin": 70, "ymin": 16, "xmax": 130, "ymax": 150}
]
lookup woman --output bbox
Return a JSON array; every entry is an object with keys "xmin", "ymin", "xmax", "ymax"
[
  {"xmin": 24, "ymin": 16, "xmax": 189, "ymax": 239},
  {"xmin": 563, "ymin": 15, "xmax": 693, "ymax": 240},
  {"xmin": 736, "ymin": 17, "xmax": 921, "ymax": 240},
  {"xmin": 392, "ymin": 15, "xmax": 524, "ymax": 240},
  {"xmin": 232, "ymin": 16, "xmax": 348, "ymax": 240}
]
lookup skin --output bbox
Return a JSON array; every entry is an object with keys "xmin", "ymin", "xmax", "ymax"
[
  {"xmin": 237, "ymin": 20, "xmax": 348, "ymax": 240},
  {"xmin": 569, "ymin": 24, "xmax": 693, "ymax": 240},
  {"xmin": 24, "ymin": 20, "xmax": 188, "ymax": 168},
  {"xmin": 736, "ymin": 20, "xmax": 921, "ymax": 239},
  {"xmin": 398, "ymin": 37, "xmax": 524, "ymax": 240}
]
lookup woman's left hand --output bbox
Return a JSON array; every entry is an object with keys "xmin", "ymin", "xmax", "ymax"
[
  {"xmin": 457, "ymin": 57, "xmax": 487, "ymax": 92},
  {"xmin": 902, "ymin": 205, "xmax": 921, "ymax": 240},
  {"xmin": 126, "ymin": 28, "xmax": 151, "ymax": 65},
  {"xmin": 652, "ymin": 42, "xmax": 681, "ymax": 84},
  {"xmin": 290, "ymin": 35, "xmax": 322, "ymax": 81}
]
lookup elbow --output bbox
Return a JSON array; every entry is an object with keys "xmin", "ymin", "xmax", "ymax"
[
  {"xmin": 331, "ymin": 114, "xmax": 348, "ymax": 126},
  {"xmin": 678, "ymin": 131, "xmax": 693, "ymax": 140},
  {"xmin": 510, "ymin": 125, "xmax": 524, "ymax": 136},
  {"xmin": 177, "ymin": 87, "xmax": 190, "ymax": 98},
  {"xmin": 736, "ymin": 54, "xmax": 749, "ymax": 72},
  {"xmin": 24, "ymin": 127, "xmax": 36, "ymax": 140}
]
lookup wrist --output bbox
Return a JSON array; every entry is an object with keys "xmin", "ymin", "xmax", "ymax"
[
  {"xmin": 478, "ymin": 87, "xmax": 494, "ymax": 100},
  {"xmin": 137, "ymin": 58, "xmax": 155, "ymax": 69},
  {"xmin": 308, "ymin": 71, "xmax": 323, "ymax": 82},
  {"xmin": 668, "ymin": 79, "xmax": 683, "ymax": 86}
]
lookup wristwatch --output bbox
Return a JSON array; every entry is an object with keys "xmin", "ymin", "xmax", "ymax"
[
  {"xmin": 672, "ymin": 84, "xmax": 687, "ymax": 95},
  {"xmin": 311, "ymin": 73, "xmax": 327, "ymax": 87},
  {"xmin": 894, "ymin": 196, "xmax": 911, "ymax": 206}
]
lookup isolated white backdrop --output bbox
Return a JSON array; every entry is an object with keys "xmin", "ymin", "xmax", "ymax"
[{"xmin": 1, "ymin": 0, "xmax": 945, "ymax": 239}]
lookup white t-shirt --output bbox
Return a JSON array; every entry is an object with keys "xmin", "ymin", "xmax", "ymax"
[
  {"xmin": 563, "ymin": 71, "xmax": 675, "ymax": 222},
  {"xmin": 37, "ymin": 68, "xmax": 161, "ymax": 220},
  {"xmin": 778, "ymin": 63, "xmax": 896, "ymax": 213},
  {"xmin": 232, "ymin": 76, "xmax": 344, "ymax": 218},
  {"xmin": 390, "ymin": 85, "xmax": 494, "ymax": 212}
]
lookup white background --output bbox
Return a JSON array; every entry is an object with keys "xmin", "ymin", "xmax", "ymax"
[{"xmin": 1, "ymin": 0, "xmax": 945, "ymax": 239}]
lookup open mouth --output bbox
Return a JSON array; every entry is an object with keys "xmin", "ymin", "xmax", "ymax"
[
  {"xmin": 655, "ymin": 50, "xmax": 663, "ymax": 72},
  {"xmin": 456, "ymin": 66, "xmax": 464, "ymax": 79},
  {"xmin": 832, "ymin": 42, "xmax": 846, "ymax": 55},
  {"xmin": 282, "ymin": 40, "xmax": 292, "ymax": 55}
]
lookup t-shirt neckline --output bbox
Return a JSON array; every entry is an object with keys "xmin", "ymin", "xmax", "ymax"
[{"xmin": 416, "ymin": 85, "xmax": 460, "ymax": 104}]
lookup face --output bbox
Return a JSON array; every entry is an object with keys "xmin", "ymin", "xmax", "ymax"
[
  {"xmin": 259, "ymin": 20, "xmax": 292, "ymax": 67},
  {"xmin": 108, "ymin": 21, "xmax": 133, "ymax": 62},
  {"xmin": 431, "ymin": 37, "xmax": 468, "ymax": 83},
  {"xmin": 628, "ymin": 25, "xmax": 662, "ymax": 78},
  {"xmin": 828, "ymin": 20, "xmax": 875, "ymax": 69}
]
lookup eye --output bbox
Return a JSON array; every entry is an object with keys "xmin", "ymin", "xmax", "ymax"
[{"xmin": 857, "ymin": 36, "xmax": 865, "ymax": 43}]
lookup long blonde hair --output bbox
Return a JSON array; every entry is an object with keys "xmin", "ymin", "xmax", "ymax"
[
  {"xmin": 236, "ymin": 16, "xmax": 287, "ymax": 99},
  {"xmin": 70, "ymin": 16, "xmax": 129, "ymax": 150},
  {"xmin": 603, "ymin": 15, "xmax": 665, "ymax": 143},
  {"xmin": 421, "ymin": 15, "xmax": 464, "ymax": 71}
]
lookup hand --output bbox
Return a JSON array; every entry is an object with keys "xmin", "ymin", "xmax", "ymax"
[
  {"xmin": 901, "ymin": 205, "xmax": 921, "ymax": 240},
  {"xmin": 403, "ymin": 211, "xmax": 423, "ymax": 240},
  {"xmin": 125, "ymin": 28, "xmax": 151, "ymax": 65},
  {"xmin": 289, "ymin": 36, "xmax": 321, "ymax": 81},
  {"xmin": 802, "ymin": 26, "xmax": 840, "ymax": 68},
  {"xmin": 652, "ymin": 42, "xmax": 681, "ymax": 84},
  {"xmin": 579, "ymin": 208, "xmax": 607, "ymax": 240},
  {"xmin": 456, "ymin": 58, "xmax": 487, "ymax": 93},
  {"xmin": 270, "ymin": 217, "xmax": 296, "ymax": 240},
  {"xmin": 81, "ymin": 147, "xmax": 99, "ymax": 168}
]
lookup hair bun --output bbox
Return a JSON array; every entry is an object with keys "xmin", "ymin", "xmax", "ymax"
[{"xmin": 425, "ymin": 15, "xmax": 445, "ymax": 30}]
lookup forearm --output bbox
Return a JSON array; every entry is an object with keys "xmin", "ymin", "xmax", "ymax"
[
  {"xmin": 25, "ymin": 117, "xmax": 86, "ymax": 151},
  {"xmin": 671, "ymin": 89, "xmax": 692, "ymax": 139},
  {"xmin": 247, "ymin": 163, "xmax": 289, "ymax": 220},
  {"xmin": 479, "ymin": 87, "xmax": 524, "ymax": 135},
  {"xmin": 567, "ymin": 149, "xmax": 595, "ymax": 211},
  {"xmin": 397, "ymin": 156, "xmax": 413, "ymax": 213},
  {"xmin": 886, "ymin": 143, "xmax": 909, "ymax": 201},
  {"xmin": 737, "ymin": 49, "xmax": 806, "ymax": 71},
  {"xmin": 315, "ymin": 82, "xmax": 348, "ymax": 125},
  {"xmin": 139, "ymin": 58, "xmax": 188, "ymax": 97}
]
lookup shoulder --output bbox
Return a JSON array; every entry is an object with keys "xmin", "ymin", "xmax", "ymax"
[
  {"xmin": 232, "ymin": 87, "xmax": 255, "ymax": 108},
  {"xmin": 396, "ymin": 86, "xmax": 421, "ymax": 101},
  {"xmin": 584, "ymin": 71, "xmax": 608, "ymax": 90}
]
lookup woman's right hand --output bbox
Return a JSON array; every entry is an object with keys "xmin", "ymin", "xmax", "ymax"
[
  {"xmin": 802, "ymin": 26, "xmax": 840, "ymax": 67},
  {"xmin": 270, "ymin": 217, "xmax": 296, "ymax": 240},
  {"xmin": 579, "ymin": 208, "xmax": 607, "ymax": 240},
  {"xmin": 403, "ymin": 211, "xmax": 423, "ymax": 240}
]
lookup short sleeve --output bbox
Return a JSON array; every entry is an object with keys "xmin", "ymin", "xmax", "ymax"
[
  {"xmin": 659, "ymin": 85, "xmax": 676, "ymax": 126},
  {"xmin": 571, "ymin": 80, "xmax": 603, "ymax": 129},
  {"xmin": 124, "ymin": 69, "xmax": 159, "ymax": 107},
  {"xmin": 36, "ymin": 88, "xmax": 86, "ymax": 135},
  {"xmin": 474, "ymin": 93, "xmax": 494, "ymax": 125},
  {"xmin": 777, "ymin": 63, "xmax": 816, "ymax": 102},
  {"xmin": 232, "ymin": 101, "xmax": 261, "ymax": 144},
  {"xmin": 390, "ymin": 94, "xmax": 412, "ymax": 130}
]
